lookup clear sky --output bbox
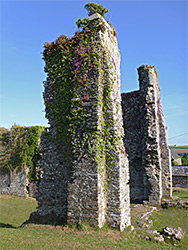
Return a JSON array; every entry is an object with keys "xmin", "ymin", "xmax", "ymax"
[{"xmin": 1, "ymin": 0, "xmax": 187, "ymax": 145}]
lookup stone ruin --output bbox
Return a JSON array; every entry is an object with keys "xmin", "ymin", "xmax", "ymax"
[
  {"xmin": 29, "ymin": 13, "xmax": 172, "ymax": 230},
  {"xmin": 172, "ymin": 165, "xmax": 188, "ymax": 188},
  {"xmin": 122, "ymin": 65, "xmax": 172, "ymax": 204}
]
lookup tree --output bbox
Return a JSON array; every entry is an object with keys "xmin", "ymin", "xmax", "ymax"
[
  {"xmin": 76, "ymin": 2, "xmax": 109, "ymax": 29},
  {"xmin": 84, "ymin": 2, "xmax": 108, "ymax": 17},
  {"xmin": 182, "ymin": 158, "xmax": 188, "ymax": 166}
]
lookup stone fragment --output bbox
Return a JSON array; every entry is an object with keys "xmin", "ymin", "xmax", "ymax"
[
  {"xmin": 145, "ymin": 236, "xmax": 151, "ymax": 240},
  {"xmin": 171, "ymin": 196, "xmax": 179, "ymax": 200},
  {"xmin": 146, "ymin": 219, "xmax": 153, "ymax": 227},
  {"xmin": 154, "ymin": 235, "xmax": 164, "ymax": 242},
  {"xmin": 161, "ymin": 226, "xmax": 186, "ymax": 241},
  {"xmin": 143, "ymin": 201, "xmax": 149, "ymax": 205},
  {"xmin": 173, "ymin": 227, "xmax": 186, "ymax": 241}
]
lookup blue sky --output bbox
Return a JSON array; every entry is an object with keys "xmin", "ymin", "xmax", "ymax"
[{"xmin": 0, "ymin": 0, "xmax": 187, "ymax": 145}]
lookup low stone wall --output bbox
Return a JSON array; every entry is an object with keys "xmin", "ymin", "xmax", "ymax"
[{"xmin": 172, "ymin": 166, "xmax": 188, "ymax": 188}]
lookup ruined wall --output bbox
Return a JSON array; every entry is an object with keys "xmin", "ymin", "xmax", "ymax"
[
  {"xmin": 95, "ymin": 14, "xmax": 130, "ymax": 230},
  {"xmin": 158, "ymin": 105, "xmax": 172, "ymax": 197},
  {"xmin": 30, "ymin": 128, "xmax": 71, "ymax": 223},
  {"xmin": 172, "ymin": 166, "xmax": 188, "ymax": 188},
  {"xmin": 0, "ymin": 168, "xmax": 11, "ymax": 195},
  {"xmin": 0, "ymin": 126, "xmax": 43, "ymax": 198},
  {"xmin": 122, "ymin": 65, "xmax": 172, "ymax": 204},
  {"xmin": 0, "ymin": 168, "xmax": 38, "ymax": 197},
  {"xmin": 30, "ymin": 13, "xmax": 130, "ymax": 230},
  {"xmin": 121, "ymin": 91, "xmax": 147, "ymax": 203}
]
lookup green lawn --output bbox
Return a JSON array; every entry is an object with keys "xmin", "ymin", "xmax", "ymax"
[
  {"xmin": 149, "ymin": 207, "xmax": 188, "ymax": 247},
  {"xmin": 0, "ymin": 195, "xmax": 188, "ymax": 250},
  {"xmin": 172, "ymin": 187, "xmax": 188, "ymax": 200}
]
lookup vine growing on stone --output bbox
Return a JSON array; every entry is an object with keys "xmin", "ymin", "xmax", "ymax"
[{"xmin": 43, "ymin": 3, "xmax": 121, "ymax": 191}]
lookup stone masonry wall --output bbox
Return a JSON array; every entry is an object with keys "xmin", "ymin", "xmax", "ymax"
[
  {"xmin": 121, "ymin": 91, "xmax": 146, "ymax": 203},
  {"xmin": 68, "ymin": 14, "xmax": 130, "ymax": 230},
  {"xmin": 96, "ymin": 14, "xmax": 130, "ymax": 229},
  {"xmin": 122, "ymin": 65, "xmax": 172, "ymax": 204},
  {"xmin": 172, "ymin": 166, "xmax": 188, "ymax": 188},
  {"xmin": 158, "ymin": 105, "xmax": 172, "ymax": 197},
  {"xmin": 0, "ymin": 168, "xmax": 11, "ymax": 195},
  {"xmin": 29, "ymin": 14, "xmax": 130, "ymax": 230},
  {"xmin": 0, "ymin": 126, "xmax": 43, "ymax": 198},
  {"xmin": 0, "ymin": 168, "xmax": 38, "ymax": 197},
  {"xmin": 30, "ymin": 128, "xmax": 72, "ymax": 224}
]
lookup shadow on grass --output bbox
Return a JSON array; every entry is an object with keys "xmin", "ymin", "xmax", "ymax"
[{"xmin": 0, "ymin": 222, "xmax": 16, "ymax": 228}]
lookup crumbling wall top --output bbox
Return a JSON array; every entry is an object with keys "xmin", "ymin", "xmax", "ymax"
[{"xmin": 137, "ymin": 64, "xmax": 154, "ymax": 70}]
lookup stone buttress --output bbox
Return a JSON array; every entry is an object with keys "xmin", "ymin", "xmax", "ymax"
[
  {"xmin": 29, "ymin": 13, "xmax": 130, "ymax": 231},
  {"xmin": 122, "ymin": 65, "xmax": 172, "ymax": 204}
]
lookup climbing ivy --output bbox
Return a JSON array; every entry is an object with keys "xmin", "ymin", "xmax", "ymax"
[
  {"xmin": 43, "ymin": 3, "xmax": 121, "ymax": 191},
  {"xmin": 43, "ymin": 14, "xmax": 105, "ymax": 150}
]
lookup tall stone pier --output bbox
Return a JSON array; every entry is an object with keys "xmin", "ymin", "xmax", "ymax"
[
  {"xmin": 122, "ymin": 65, "xmax": 172, "ymax": 204},
  {"xmin": 29, "ymin": 13, "xmax": 130, "ymax": 231}
]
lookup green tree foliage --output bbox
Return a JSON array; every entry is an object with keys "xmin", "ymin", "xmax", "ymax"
[
  {"xmin": 0, "ymin": 128, "xmax": 10, "ymax": 170},
  {"xmin": 76, "ymin": 2, "xmax": 109, "ymax": 29},
  {"xmin": 182, "ymin": 158, "xmax": 188, "ymax": 166},
  {"xmin": 177, "ymin": 153, "xmax": 188, "ymax": 166},
  {"xmin": 182, "ymin": 153, "xmax": 188, "ymax": 159},
  {"xmin": 84, "ymin": 2, "xmax": 108, "ymax": 17},
  {"xmin": 0, "ymin": 125, "xmax": 44, "ymax": 182}
]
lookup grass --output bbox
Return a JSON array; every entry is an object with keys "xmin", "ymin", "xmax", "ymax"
[
  {"xmin": 172, "ymin": 187, "xmax": 188, "ymax": 200},
  {"xmin": 0, "ymin": 195, "xmax": 37, "ymax": 228},
  {"xmin": 0, "ymin": 194, "xmax": 188, "ymax": 250},
  {"xmin": 149, "ymin": 207, "xmax": 188, "ymax": 248}
]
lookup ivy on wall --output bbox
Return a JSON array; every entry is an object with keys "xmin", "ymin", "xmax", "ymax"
[
  {"xmin": 43, "ymin": 3, "xmax": 121, "ymax": 191},
  {"xmin": 0, "ymin": 125, "xmax": 44, "ymax": 182},
  {"xmin": 43, "ymin": 7, "xmax": 106, "ymax": 149}
]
